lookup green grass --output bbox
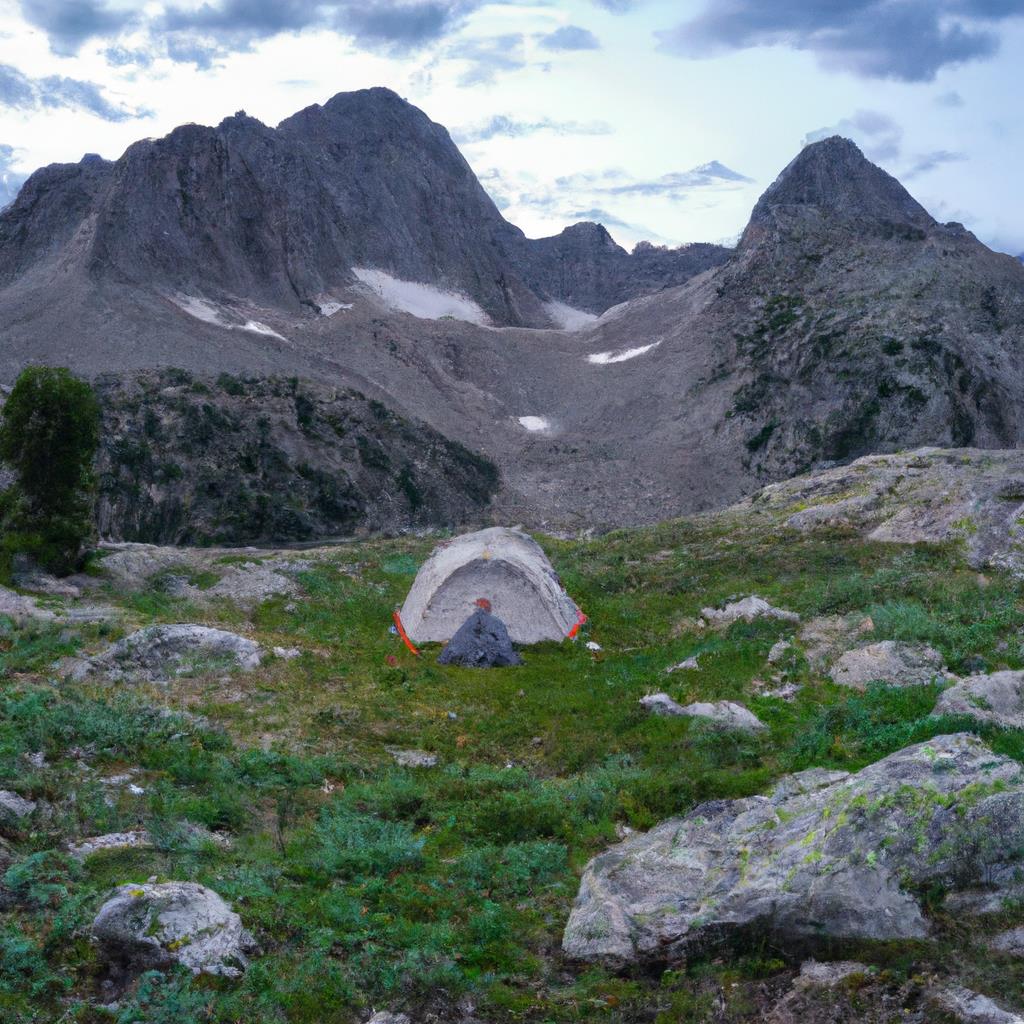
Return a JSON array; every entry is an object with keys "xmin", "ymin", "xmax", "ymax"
[{"xmin": 3, "ymin": 514, "xmax": 1024, "ymax": 1022}]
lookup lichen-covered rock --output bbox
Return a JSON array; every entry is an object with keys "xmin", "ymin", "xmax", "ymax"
[
  {"xmin": 92, "ymin": 881, "xmax": 254, "ymax": 977},
  {"xmin": 639, "ymin": 694, "xmax": 766, "ymax": 732},
  {"xmin": 935, "ymin": 670, "xmax": 1024, "ymax": 729},
  {"xmin": 829, "ymin": 640, "xmax": 946, "ymax": 689},
  {"xmin": 0, "ymin": 790, "xmax": 36, "ymax": 823},
  {"xmin": 72, "ymin": 624, "xmax": 263, "ymax": 682},
  {"xmin": 563, "ymin": 734, "xmax": 1024, "ymax": 967},
  {"xmin": 702, "ymin": 596, "xmax": 799, "ymax": 626},
  {"xmin": 930, "ymin": 986, "xmax": 1024, "ymax": 1023},
  {"xmin": 437, "ymin": 609, "xmax": 523, "ymax": 668}
]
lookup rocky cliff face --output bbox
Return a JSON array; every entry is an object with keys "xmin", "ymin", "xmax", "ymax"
[
  {"xmin": 514, "ymin": 222, "xmax": 731, "ymax": 314},
  {"xmin": 0, "ymin": 88, "xmax": 719, "ymax": 329}
]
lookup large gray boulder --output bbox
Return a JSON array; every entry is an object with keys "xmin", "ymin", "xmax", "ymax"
[
  {"xmin": 72, "ymin": 624, "xmax": 263, "ymax": 683},
  {"xmin": 562, "ymin": 734, "xmax": 1024, "ymax": 967},
  {"xmin": 92, "ymin": 881, "xmax": 254, "ymax": 977},
  {"xmin": 935, "ymin": 670, "xmax": 1024, "ymax": 729},
  {"xmin": 828, "ymin": 640, "xmax": 946, "ymax": 689}
]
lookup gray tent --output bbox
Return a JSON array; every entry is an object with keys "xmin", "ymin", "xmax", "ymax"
[{"xmin": 399, "ymin": 527, "xmax": 582, "ymax": 644}]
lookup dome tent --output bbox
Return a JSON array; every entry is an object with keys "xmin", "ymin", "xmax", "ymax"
[{"xmin": 399, "ymin": 527, "xmax": 583, "ymax": 645}]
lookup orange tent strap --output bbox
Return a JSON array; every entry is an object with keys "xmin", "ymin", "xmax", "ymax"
[
  {"xmin": 567, "ymin": 609, "xmax": 588, "ymax": 640},
  {"xmin": 392, "ymin": 609, "xmax": 420, "ymax": 656}
]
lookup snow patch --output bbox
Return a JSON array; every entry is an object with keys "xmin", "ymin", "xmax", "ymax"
[
  {"xmin": 544, "ymin": 300, "xmax": 598, "ymax": 332},
  {"xmin": 518, "ymin": 416, "xmax": 550, "ymax": 432},
  {"xmin": 174, "ymin": 295, "xmax": 224, "ymax": 327},
  {"xmin": 319, "ymin": 300, "xmax": 353, "ymax": 317},
  {"xmin": 353, "ymin": 267, "xmax": 488, "ymax": 326},
  {"xmin": 241, "ymin": 320, "xmax": 286, "ymax": 341},
  {"xmin": 172, "ymin": 295, "xmax": 287, "ymax": 341},
  {"xmin": 587, "ymin": 341, "xmax": 661, "ymax": 365}
]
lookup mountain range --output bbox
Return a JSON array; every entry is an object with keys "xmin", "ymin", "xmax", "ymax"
[{"xmin": 1, "ymin": 87, "xmax": 1022, "ymax": 542}]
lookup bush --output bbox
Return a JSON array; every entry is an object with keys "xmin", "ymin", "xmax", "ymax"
[{"xmin": 0, "ymin": 366, "xmax": 100, "ymax": 576}]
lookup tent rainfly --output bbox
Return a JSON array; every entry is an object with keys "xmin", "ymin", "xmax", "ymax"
[{"xmin": 399, "ymin": 527, "xmax": 583, "ymax": 644}]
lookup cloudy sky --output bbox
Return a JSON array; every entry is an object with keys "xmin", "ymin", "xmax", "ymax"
[{"xmin": 0, "ymin": 0, "xmax": 1022, "ymax": 254}]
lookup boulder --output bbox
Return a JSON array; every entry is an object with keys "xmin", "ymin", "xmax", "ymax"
[
  {"xmin": 702, "ymin": 596, "xmax": 799, "ymax": 626},
  {"xmin": 930, "ymin": 987, "xmax": 1024, "ymax": 1024},
  {"xmin": 828, "ymin": 640, "xmax": 946, "ymax": 689},
  {"xmin": 0, "ymin": 790, "xmax": 36, "ymax": 823},
  {"xmin": 72, "ymin": 624, "xmax": 263, "ymax": 682},
  {"xmin": 639, "ymin": 694, "xmax": 766, "ymax": 733},
  {"xmin": 92, "ymin": 881, "xmax": 255, "ymax": 977},
  {"xmin": 562, "ymin": 734, "xmax": 1024, "ymax": 967},
  {"xmin": 437, "ymin": 609, "xmax": 523, "ymax": 668},
  {"xmin": 935, "ymin": 670, "xmax": 1024, "ymax": 729}
]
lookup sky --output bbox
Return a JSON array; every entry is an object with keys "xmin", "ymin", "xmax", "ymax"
[{"xmin": 0, "ymin": 0, "xmax": 1022, "ymax": 255}]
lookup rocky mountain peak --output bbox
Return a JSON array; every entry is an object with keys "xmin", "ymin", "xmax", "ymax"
[{"xmin": 744, "ymin": 136, "xmax": 934, "ymax": 245}]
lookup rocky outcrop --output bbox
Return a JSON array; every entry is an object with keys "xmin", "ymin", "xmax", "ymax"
[
  {"xmin": 935, "ymin": 670, "xmax": 1024, "ymax": 728},
  {"xmin": 563, "ymin": 734, "xmax": 1024, "ymax": 967},
  {"xmin": 93, "ymin": 371, "xmax": 500, "ymax": 545},
  {"xmin": 72, "ymin": 624, "xmax": 262, "ymax": 683},
  {"xmin": 828, "ymin": 641, "xmax": 947, "ymax": 689},
  {"xmin": 740, "ymin": 449, "xmax": 1024, "ymax": 574},
  {"xmin": 92, "ymin": 882, "xmax": 254, "ymax": 977}
]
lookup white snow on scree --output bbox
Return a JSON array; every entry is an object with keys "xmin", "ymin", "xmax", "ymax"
[
  {"xmin": 587, "ymin": 341, "xmax": 661, "ymax": 365},
  {"xmin": 318, "ymin": 300, "xmax": 353, "ymax": 317},
  {"xmin": 518, "ymin": 416, "xmax": 550, "ymax": 432},
  {"xmin": 544, "ymin": 301, "xmax": 598, "ymax": 331},
  {"xmin": 172, "ymin": 295, "xmax": 287, "ymax": 341},
  {"xmin": 352, "ymin": 268, "xmax": 489, "ymax": 326}
]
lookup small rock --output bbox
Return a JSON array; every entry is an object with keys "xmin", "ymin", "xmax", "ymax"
[
  {"xmin": 68, "ymin": 831, "xmax": 152, "ymax": 861},
  {"xmin": 387, "ymin": 748, "xmax": 439, "ymax": 769},
  {"xmin": 666, "ymin": 655, "xmax": 699, "ymax": 673},
  {"xmin": 639, "ymin": 694, "xmax": 766, "ymax": 732},
  {"xmin": 437, "ymin": 609, "xmax": 522, "ymax": 668},
  {"xmin": 366, "ymin": 1014, "xmax": 412, "ymax": 1024},
  {"xmin": 762, "ymin": 682, "xmax": 802, "ymax": 701},
  {"xmin": 23, "ymin": 751, "xmax": 46, "ymax": 769},
  {"xmin": 701, "ymin": 595, "xmax": 800, "ymax": 626},
  {"xmin": 585, "ymin": 641, "xmax": 602, "ymax": 652},
  {"xmin": 794, "ymin": 959, "xmax": 872, "ymax": 990},
  {"xmin": 829, "ymin": 640, "xmax": 946, "ymax": 689},
  {"xmin": 272, "ymin": 646, "xmax": 302, "ymax": 660},
  {"xmin": 92, "ymin": 881, "xmax": 255, "ymax": 978},
  {"xmin": 0, "ymin": 790, "xmax": 37, "ymax": 821},
  {"xmin": 767, "ymin": 640, "xmax": 792, "ymax": 665}
]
